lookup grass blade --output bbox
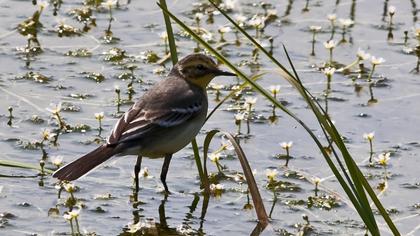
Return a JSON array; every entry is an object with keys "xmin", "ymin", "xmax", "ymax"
[
  {"xmin": 159, "ymin": 0, "xmax": 208, "ymax": 193},
  {"xmin": 191, "ymin": 138, "xmax": 206, "ymax": 190},
  {"xmin": 202, "ymin": 130, "xmax": 269, "ymax": 225},
  {"xmin": 207, "ymin": 2, "xmax": 400, "ymax": 234},
  {"xmin": 222, "ymin": 132, "xmax": 268, "ymax": 225},
  {"xmin": 157, "ymin": 3, "xmax": 387, "ymax": 234},
  {"xmin": 159, "ymin": 0, "xmax": 178, "ymax": 64},
  {"xmin": 0, "ymin": 159, "xmax": 54, "ymax": 174},
  {"xmin": 206, "ymin": 73, "xmax": 264, "ymax": 122}
]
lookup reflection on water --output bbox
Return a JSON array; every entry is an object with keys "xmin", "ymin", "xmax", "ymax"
[
  {"xmin": 121, "ymin": 193, "xmax": 213, "ymax": 235},
  {"xmin": 0, "ymin": 0, "xmax": 420, "ymax": 235}
]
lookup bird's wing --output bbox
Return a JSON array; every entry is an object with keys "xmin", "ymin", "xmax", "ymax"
[
  {"xmin": 107, "ymin": 82, "xmax": 205, "ymax": 145},
  {"xmin": 116, "ymin": 102, "xmax": 203, "ymax": 144}
]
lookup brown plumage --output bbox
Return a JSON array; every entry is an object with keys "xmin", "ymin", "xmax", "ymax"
[{"xmin": 53, "ymin": 53, "xmax": 236, "ymax": 192}]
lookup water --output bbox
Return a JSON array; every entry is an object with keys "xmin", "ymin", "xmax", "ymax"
[{"xmin": 0, "ymin": 0, "xmax": 419, "ymax": 235}]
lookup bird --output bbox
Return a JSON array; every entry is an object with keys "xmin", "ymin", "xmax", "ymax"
[{"xmin": 53, "ymin": 53, "xmax": 236, "ymax": 193}]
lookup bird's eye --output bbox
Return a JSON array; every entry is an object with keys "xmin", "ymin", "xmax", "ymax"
[{"xmin": 196, "ymin": 64, "xmax": 205, "ymax": 70}]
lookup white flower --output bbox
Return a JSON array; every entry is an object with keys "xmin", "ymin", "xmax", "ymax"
[
  {"xmin": 221, "ymin": 137, "xmax": 234, "ymax": 151},
  {"xmin": 63, "ymin": 213, "xmax": 72, "ymax": 221},
  {"xmin": 233, "ymin": 173, "xmax": 244, "ymax": 182},
  {"xmin": 371, "ymin": 56, "xmax": 385, "ymax": 65},
  {"xmin": 210, "ymin": 83, "xmax": 224, "ymax": 90},
  {"xmin": 234, "ymin": 14, "xmax": 247, "ymax": 25},
  {"xmin": 101, "ymin": 0, "xmax": 117, "ymax": 8},
  {"xmin": 323, "ymin": 67, "xmax": 336, "ymax": 77},
  {"xmin": 42, "ymin": 129, "xmax": 50, "ymax": 140},
  {"xmin": 267, "ymin": 9, "xmax": 278, "ymax": 16},
  {"xmin": 139, "ymin": 167, "xmax": 150, "ymax": 177},
  {"xmin": 126, "ymin": 222, "xmax": 142, "ymax": 234},
  {"xmin": 415, "ymin": 28, "xmax": 420, "ymax": 38},
  {"xmin": 265, "ymin": 169, "xmax": 278, "ymax": 181},
  {"xmin": 280, "ymin": 141, "xmax": 293, "ymax": 149},
  {"xmin": 153, "ymin": 67, "xmax": 166, "ymax": 75},
  {"xmin": 223, "ymin": 0, "xmax": 237, "ymax": 10},
  {"xmin": 209, "ymin": 153, "xmax": 221, "ymax": 163},
  {"xmin": 159, "ymin": 32, "xmax": 168, "ymax": 40},
  {"xmin": 309, "ymin": 25, "xmax": 322, "ymax": 32},
  {"xmin": 269, "ymin": 85, "xmax": 281, "ymax": 94},
  {"xmin": 48, "ymin": 103, "xmax": 62, "ymax": 115},
  {"xmin": 377, "ymin": 152, "xmax": 391, "ymax": 166},
  {"xmin": 63, "ymin": 208, "xmax": 80, "ymax": 221},
  {"xmin": 311, "ymin": 177, "xmax": 321, "ymax": 185},
  {"xmin": 210, "ymin": 183, "xmax": 224, "ymax": 191},
  {"xmin": 234, "ymin": 112, "xmax": 245, "ymax": 121},
  {"xmin": 248, "ymin": 15, "xmax": 264, "ymax": 28},
  {"xmin": 54, "ymin": 184, "xmax": 61, "ymax": 190},
  {"xmin": 218, "ymin": 26, "xmax": 232, "ymax": 33},
  {"xmin": 51, "ymin": 156, "xmax": 63, "ymax": 167},
  {"xmin": 388, "ymin": 6, "xmax": 396, "ymax": 15},
  {"xmin": 244, "ymin": 96, "xmax": 257, "ymax": 106},
  {"xmin": 194, "ymin": 13, "xmax": 204, "ymax": 20},
  {"xmin": 94, "ymin": 112, "xmax": 104, "ymax": 120},
  {"xmin": 38, "ymin": 0, "xmax": 49, "ymax": 9},
  {"xmin": 108, "ymin": 48, "xmax": 120, "ymax": 56},
  {"xmin": 63, "ymin": 183, "xmax": 75, "ymax": 193},
  {"xmin": 327, "ymin": 14, "xmax": 337, "ymax": 22},
  {"xmin": 202, "ymin": 31, "xmax": 214, "ymax": 42},
  {"xmin": 68, "ymin": 209, "xmax": 80, "ymax": 218},
  {"xmin": 357, "ymin": 48, "xmax": 370, "ymax": 60},
  {"xmin": 339, "ymin": 18, "xmax": 354, "ymax": 28},
  {"xmin": 363, "ymin": 132, "xmax": 375, "ymax": 141},
  {"xmin": 323, "ymin": 40, "xmax": 336, "ymax": 49}
]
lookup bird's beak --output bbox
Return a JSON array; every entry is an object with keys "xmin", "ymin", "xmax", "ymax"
[{"xmin": 214, "ymin": 69, "xmax": 236, "ymax": 76}]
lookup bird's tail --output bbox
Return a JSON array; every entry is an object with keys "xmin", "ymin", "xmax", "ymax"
[{"xmin": 53, "ymin": 145, "xmax": 115, "ymax": 181}]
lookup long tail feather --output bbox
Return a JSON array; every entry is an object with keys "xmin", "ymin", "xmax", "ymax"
[{"xmin": 53, "ymin": 145, "xmax": 115, "ymax": 181}]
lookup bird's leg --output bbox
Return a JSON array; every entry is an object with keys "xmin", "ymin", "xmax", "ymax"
[
  {"xmin": 134, "ymin": 155, "xmax": 142, "ymax": 193},
  {"xmin": 160, "ymin": 154, "xmax": 172, "ymax": 194}
]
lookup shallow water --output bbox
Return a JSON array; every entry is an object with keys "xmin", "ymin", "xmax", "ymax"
[{"xmin": 0, "ymin": 0, "xmax": 419, "ymax": 235}]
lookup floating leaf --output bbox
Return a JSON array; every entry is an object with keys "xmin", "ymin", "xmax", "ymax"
[
  {"xmin": 16, "ymin": 71, "xmax": 51, "ymax": 83},
  {"xmin": 81, "ymin": 72, "xmax": 105, "ymax": 83},
  {"xmin": 65, "ymin": 48, "xmax": 92, "ymax": 57}
]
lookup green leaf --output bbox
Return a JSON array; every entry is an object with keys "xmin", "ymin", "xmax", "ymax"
[
  {"xmin": 0, "ymin": 159, "xmax": 54, "ymax": 174},
  {"xmin": 158, "ymin": 2, "xmax": 400, "ymax": 235}
]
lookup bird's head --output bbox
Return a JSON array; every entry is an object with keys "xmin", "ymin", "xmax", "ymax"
[{"xmin": 173, "ymin": 54, "xmax": 236, "ymax": 88}]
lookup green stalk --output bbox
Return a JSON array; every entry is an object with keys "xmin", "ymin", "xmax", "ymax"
[
  {"xmin": 204, "ymin": 3, "xmax": 396, "ymax": 234},
  {"xmin": 157, "ymin": 3, "xmax": 398, "ymax": 235},
  {"xmin": 0, "ymin": 159, "xmax": 54, "ymax": 174},
  {"xmin": 206, "ymin": 73, "xmax": 264, "ymax": 122},
  {"xmin": 158, "ymin": 2, "xmax": 399, "ymax": 234},
  {"xmin": 191, "ymin": 138, "xmax": 206, "ymax": 189},
  {"xmin": 159, "ymin": 0, "xmax": 178, "ymax": 64},
  {"xmin": 159, "ymin": 0, "xmax": 205, "ymax": 191},
  {"xmin": 202, "ymin": 130, "xmax": 268, "ymax": 225}
]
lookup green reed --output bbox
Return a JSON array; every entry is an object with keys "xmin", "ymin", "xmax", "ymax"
[
  {"xmin": 158, "ymin": 0, "xmax": 268, "ymax": 227},
  {"xmin": 158, "ymin": 1, "xmax": 400, "ymax": 235}
]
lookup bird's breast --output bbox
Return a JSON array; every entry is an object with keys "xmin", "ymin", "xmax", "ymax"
[{"xmin": 139, "ymin": 102, "xmax": 207, "ymax": 158}]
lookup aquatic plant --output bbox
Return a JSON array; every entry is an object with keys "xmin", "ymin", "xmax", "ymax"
[
  {"xmin": 158, "ymin": 2, "xmax": 400, "ymax": 234},
  {"xmin": 280, "ymin": 141, "xmax": 293, "ymax": 167},
  {"xmin": 94, "ymin": 112, "xmax": 104, "ymax": 135},
  {"xmin": 363, "ymin": 132, "xmax": 375, "ymax": 164},
  {"xmin": 309, "ymin": 25, "xmax": 321, "ymax": 56}
]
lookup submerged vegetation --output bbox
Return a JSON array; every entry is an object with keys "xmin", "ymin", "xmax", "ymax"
[{"xmin": 0, "ymin": 0, "xmax": 419, "ymax": 235}]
